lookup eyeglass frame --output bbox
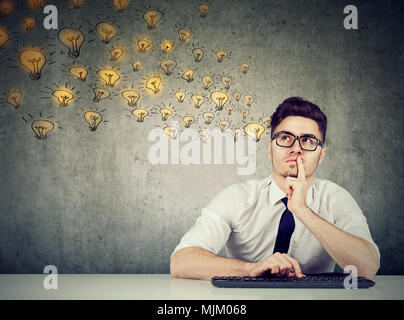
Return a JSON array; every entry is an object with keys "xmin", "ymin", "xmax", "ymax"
[{"xmin": 271, "ymin": 130, "xmax": 324, "ymax": 151}]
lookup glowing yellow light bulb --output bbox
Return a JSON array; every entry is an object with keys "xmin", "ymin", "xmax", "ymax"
[
  {"xmin": 219, "ymin": 120, "xmax": 230, "ymax": 132},
  {"xmin": 137, "ymin": 37, "xmax": 151, "ymax": 54},
  {"xmin": 160, "ymin": 58, "xmax": 177, "ymax": 76},
  {"xmin": 69, "ymin": 0, "xmax": 85, "ymax": 9},
  {"xmin": 145, "ymin": 75, "xmax": 162, "ymax": 95},
  {"xmin": 93, "ymin": 87, "xmax": 110, "ymax": 103},
  {"xmin": 178, "ymin": 28, "xmax": 192, "ymax": 42},
  {"xmin": 210, "ymin": 91, "xmax": 229, "ymax": 110},
  {"xmin": 192, "ymin": 48, "xmax": 204, "ymax": 62},
  {"xmin": 0, "ymin": 25, "xmax": 10, "ymax": 48},
  {"xmin": 31, "ymin": 119, "xmax": 54, "ymax": 140},
  {"xmin": 23, "ymin": 17, "xmax": 35, "ymax": 31},
  {"xmin": 161, "ymin": 40, "xmax": 174, "ymax": 53},
  {"xmin": 121, "ymin": 89, "xmax": 140, "ymax": 107},
  {"xmin": 112, "ymin": 0, "xmax": 130, "ymax": 11},
  {"xmin": 57, "ymin": 27, "xmax": 85, "ymax": 58},
  {"xmin": 96, "ymin": 22, "xmax": 117, "ymax": 44},
  {"xmin": 174, "ymin": 89, "xmax": 186, "ymax": 103},
  {"xmin": 199, "ymin": 130, "xmax": 208, "ymax": 143},
  {"xmin": 233, "ymin": 92, "xmax": 241, "ymax": 101},
  {"xmin": 143, "ymin": 9, "xmax": 162, "ymax": 30},
  {"xmin": 0, "ymin": 0, "xmax": 14, "ymax": 16},
  {"xmin": 159, "ymin": 105, "xmax": 174, "ymax": 121},
  {"xmin": 110, "ymin": 47, "xmax": 124, "ymax": 61},
  {"xmin": 241, "ymin": 62, "xmax": 249, "ymax": 73},
  {"xmin": 27, "ymin": 0, "xmax": 47, "ymax": 9},
  {"xmin": 203, "ymin": 112, "xmax": 214, "ymax": 125},
  {"xmin": 18, "ymin": 47, "xmax": 47, "ymax": 80},
  {"xmin": 163, "ymin": 125, "xmax": 178, "ymax": 139},
  {"xmin": 215, "ymin": 49, "xmax": 228, "ymax": 63},
  {"xmin": 197, "ymin": 3, "xmax": 209, "ymax": 18},
  {"xmin": 182, "ymin": 68, "xmax": 195, "ymax": 83},
  {"xmin": 191, "ymin": 94, "xmax": 204, "ymax": 108},
  {"xmin": 202, "ymin": 75, "xmax": 214, "ymax": 90},
  {"xmin": 52, "ymin": 88, "xmax": 74, "ymax": 107},
  {"xmin": 225, "ymin": 105, "xmax": 233, "ymax": 115},
  {"xmin": 69, "ymin": 65, "xmax": 88, "ymax": 81},
  {"xmin": 244, "ymin": 122, "xmax": 265, "ymax": 142},
  {"xmin": 262, "ymin": 116, "xmax": 271, "ymax": 128},
  {"xmin": 84, "ymin": 111, "xmax": 102, "ymax": 131},
  {"xmin": 221, "ymin": 76, "xmax": 232, "ymax": 90},
  {"xmin": 132, "ymin": 60, "xmax": 142, "ymax": 72},
  {"xmin": 182, "ymin": 115, "xmax": 195, "ymax": 128},
  {"xmin": 244, "ymin": 94, "xmax": 254, "ymax": 107},
  {"xmin": 96, "ymin": 68, "xmax": 120, "ymax": 87},
  {"xmin": 132, "ymin": 107, "xmax": 149, "ymax": 122},
  {"xmin": 241, "ymin": 109, "xmax": 249, "ymax": 119},
  {"xmin": 6, "ymin": 89, "xmax": 22, "ymax": 108}
]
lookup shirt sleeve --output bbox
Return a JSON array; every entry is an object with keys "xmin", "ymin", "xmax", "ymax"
[
  {"xmin": 330, "ymin": 187, "xmax": 380, "ymax": 259},
  {"xmin": 171, "ymin": 184, "xmax": 238, "ymax": 256}
]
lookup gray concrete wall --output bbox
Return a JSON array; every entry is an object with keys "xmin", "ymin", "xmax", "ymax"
[{"xmin": 0, "ymin": 0, "xmax": 403, "ymax": 274}]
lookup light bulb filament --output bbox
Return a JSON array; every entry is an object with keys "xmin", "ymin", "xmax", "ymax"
[{"xmin": 28, "ymin": 58, "xmax": 41, "ymax": 74}]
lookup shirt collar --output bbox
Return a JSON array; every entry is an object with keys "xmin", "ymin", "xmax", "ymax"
[{"xmin": 265, "ymin": 175, "xmax": 316, "ymax": 206}]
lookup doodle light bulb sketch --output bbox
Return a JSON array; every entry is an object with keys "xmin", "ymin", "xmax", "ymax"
[
  {"xmin": 0, "ymin": 25, "xmax": 10, "ymax": 48},
  {"xmin": 84, "ymin": 111, "xmax": 102, "ymax": 131},
  {"xmin": 160, "ymin": 58, "xmax": 177, "ymax": 75},
  {"xmin": 199, "ymin": 130, "xmax": 208, "ymax": 143},
  {"xmin": 182, "ymin": 68, "xmax": 195, "ymax": 83},
  {"xmin": 161, "ymin": 40, "xmax": 174, "ymax": 53},
  {"xmin": 244, "ymin": 94, "xmax": 254, "ymax": 107},
  {"xmin": 202, "ymin": 75, "xmax": 214, "ymax": 90},
  {"xmin": 132, "ymin": 60, "xmax": 142, "ymax": 72},
  {"xmin": 160, "ymin": 105, "xmax": 174, "ymax": 121},
  {"xmin": 192, "ymin": 48, "xmax": 204, "ymax": 62},
  {"xmin": 261, "ymin": 116, "xmax": 270, "ymax": 128},
  {"xmin": 221, "ymin": 76, "xmax": 232, "ymax": 90},
  {"xmin": 27, "ymin": 0, "xmax": 47, "ymax": 9},
  {"xmin": 112, "ymin": 0, "xmax": 130, "ymax": 11},
  {"xmin": 191, "ymin": 94, "xmax": 204, "ymax": 108},
  {"xmin": 163, "ymin": 125, "xmax": 178, "ymax": 139},
  {"xmin": 178, "ymin": 28, "xmax": 192, "ymax": 42},
  {"xmin": 197, "ymin": 3, "xmax": 209, "ymax": 18},
  {"xmin": 96, "ymin": 68, "xmax": 120, "ymax": 87},
  {"xmin": 52, "ymin": 88, "xmax": 74, "ymax": 107},
  {"xmin": 31, "ymin": 119, "xmax": 54, "ymax": 140},
  {"xmin": 241, "ymin": 62, "xmax": 249, "ymax": 73},
  {"xmin": 219, "ymin": 120, "xmax": 230, "ymax": 132},
  {"xmin": 96, "ymin": 22, "xmax": 117, "ymax": 44},
  {"xmin": 93, "ymin": 87, "xmax": 110, "ymax": 103},
  {"xmin": 23, "ymin": 17, "xmax": 35, "ymax": 31},
  {"xmin": 215, "ymin": 49, "xmax": 228, "ymax": 63},
  {"xmin": 0, "ymin": 0, "xmax": 13, "ymax": 16},
  {"xmin": 182, "ymin": 115, "xmax": 195, "ymax": 128},
  {"xmin": 211, "ymin": 91, "xmax": 229, "ymax": 110},
  {"xmin": 225, "ymin": 105, "xmax": 233, "ymax": 115},
  {"xmin": 110, "ymin": 47, "xmax": 124, "ymax": 61},
  {"xmin": 143, "ymin": 9, "xmax": 162, "ymax": 30},
  {"xmin": 19, "ymin": 47, "xmax": 46, "ymax": 80},
  {"xmin": 144, "ymin": 75, "xmax": 162, "ymax": 95},
  {"xmin": 58, "ymin": 27, "xmax": 85, "ymax": 58},
  {"xmin": 121, "ymin": 89, "xmax": 140, "ymax": 107},
  {"xmin": 203, "ymin": 111, "xmax": 214, "ymax": 125},
  {"xmin": 136, "ymin": 37, "xmax": 151, "ymax": 54},
  {"xmin": 132, "ymin": 107, "xmax": 149, "ymax": 122},
  {"xmin": 69, "ymin": 0, "xmax": 85, "ymax": 9},
  {"xmin": 241, "ymin": 109, "xmax": 249, "ymax": 119},
  {"xmin": 174, "ymin": 89, "xmax": 186, "ymax": 103},
  {"xmin": 244, "ymin": 122, "xmax": 265, "ymax": 142},
  {"xmin": 69, "ymin": 65, "xmax": 88, "ymax": 81},
  {"xmin": 6, "ymin": 89, "xmax": 22, "ymax": 108}
]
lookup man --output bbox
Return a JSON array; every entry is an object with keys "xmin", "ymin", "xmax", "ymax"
[{"xmin": 170, "ymin": 97, "xmax": 380, "ymax": 280}]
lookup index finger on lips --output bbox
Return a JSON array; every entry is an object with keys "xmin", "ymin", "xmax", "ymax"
[{"xmin": 297, "ymin": 156, "xmax": 305, "ymax": 180}]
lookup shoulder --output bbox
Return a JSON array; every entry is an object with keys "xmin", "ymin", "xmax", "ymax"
[{"xmin": 314, "ymin": 178, "xmax": 359, "ymax": 207}]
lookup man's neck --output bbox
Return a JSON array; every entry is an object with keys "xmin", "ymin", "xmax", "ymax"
[{"xmin": 272, "ymin": 172, "xmax": 315, "ymax": 194}]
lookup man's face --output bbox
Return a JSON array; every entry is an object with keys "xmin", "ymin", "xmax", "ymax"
[{"xmin": 268, "ymin": 116, "xmax": 327, "ymax": 180}]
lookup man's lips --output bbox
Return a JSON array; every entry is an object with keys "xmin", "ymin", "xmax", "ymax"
[{"xmin": 285, "ymin": 157, "xmax": 298, "ymax": 162}]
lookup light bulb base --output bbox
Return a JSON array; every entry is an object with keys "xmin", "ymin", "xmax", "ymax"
[
  {"xmin": 68, "ymin": 50, "xmax": 80, "ymax": 59},
  {"xmin": 30, "ymin": 72, "xmax": 41, "ymax": 80},
  {"xmin": 89, "ymin": 126, "xmax": 97, "ymax": 131}
]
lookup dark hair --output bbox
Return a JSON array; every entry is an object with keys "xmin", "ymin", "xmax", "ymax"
[{"xmin": 270, "ymin": 97, "xmax": 327, "ymax": 143}]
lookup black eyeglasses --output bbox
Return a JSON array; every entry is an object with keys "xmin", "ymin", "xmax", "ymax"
[{"xmin": 272, "ymin": 131, "xmax": 324, "ymax": 151}]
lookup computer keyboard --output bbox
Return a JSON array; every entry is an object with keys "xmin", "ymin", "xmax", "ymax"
[{"xmin": 211, "ymin": 273, "xmax": 375, "ymax": 289}]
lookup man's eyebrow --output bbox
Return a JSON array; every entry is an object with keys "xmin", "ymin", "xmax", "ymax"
[{"xmin": 279, "ymin": 130, "xmax": 319, "ymax": 139}]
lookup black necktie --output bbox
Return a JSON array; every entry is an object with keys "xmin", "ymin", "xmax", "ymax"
[{"xmin": 273, "ymin": 197, "xmax": 295, "ymax": 254}]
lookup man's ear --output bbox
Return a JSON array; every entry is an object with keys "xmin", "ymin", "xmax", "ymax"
[
  {"xmin": 268, "ymin": 140, "xmax": 272, "ymax": 161},
  {"xmin": 318, "ymin": 146, "xmax": 327, "ymax": 166}
]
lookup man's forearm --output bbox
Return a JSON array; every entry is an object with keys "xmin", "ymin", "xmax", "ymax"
[
  {"xmin": 170, "ymin": 247, "xmax": 252, "ymax": 280},
  {"xmin": 296, "ymin": 207, "xmax": 380, "ymax": 279}
]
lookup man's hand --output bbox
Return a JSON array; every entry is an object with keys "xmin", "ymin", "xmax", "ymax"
[
  {"xmin": 285, "ymin": 156, "xmax": 309, "ymax": 215},
  {"xmin": 247, "ymin": 252, "xmax": 305, "ymax": 278}
]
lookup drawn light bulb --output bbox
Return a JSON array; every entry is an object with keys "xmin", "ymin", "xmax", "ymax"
[
  {"xmin": 132, "ymin": 60, "xmax": 142, "ymax": 72},
  {"xmin": 143, "ymin": 9, "xmax": 162, "ymax": 30},
  {"xmin": 69, "ymin": 65, "xmax": 88, "ymax": 81},
  {"xmin": 145, "ymin": 75, "xmax": 162, "ymax": 95},
  {"xmin": 233, "ymin": 129, "xmax": 242, "ymax": 142},
  {"xmin": 0, "ymin": 25, "xmax": 10, "ymax": 48},
  {"xmin": 225, "ymin": 105, "xmax": 233, "ymax": 115},
  {"xmin": 262, "ymin": 116, "xmax": 270, "ymax": 128},
  {"xmin": 163, "ymin": 125, "xmax": 178, "ymax": 139},
  {"xmin": 160, "ymin": 105, "xmax": 174, "ymax": 121},
  {"xmin": 121, "ymin": 89, "xmax": 140, "ymax": 107},
  {"xmin": 96, "ymin": 68, "xmax": 120, "ymax": 87},
  {"xmin": 93, "ymin": 87, "xmax": 110, "ymax": 103},
  {"xmin": 112, "ymin": 0, "xmax": 130, "ymax": 11},
  {"xmin": 58, "ymin": 27, "xmax": 85, "ymax": 58},
  {"xmin": 0, "ymin": 0, "xmax": 13, "ymax": 16},
  {"xmin": 244, "ymin": 122, "xmax": 265, "ymax": 142},
  {"xmin": 202, "ymin": 75, "xmax": 214, "ymax": 90},
  {"xmin": 197, "ymin": 3, "xmax": 209, "ymax": 18},
  {"xmin": 178, "ymin": 28, "xmax": 192, "ymax": 42},
  {"xmin": 182, "ymin": 115, "xmax": 195, "ymax": 128},
  {"xmin": 199, "ymin": 130, "xmax": 208, "ymax": 143},
  {"xmin": 84, "ymin": 111, "xmax": 102, "ymax": 131},
  {"xmin": 221, "ymin": 76, "xmax": 232, "ymax": 90},
  {"xmin": 110, "ymin": 47, "xmax": 124, "ymax": 61},
  {"xmin": 244, "ymin": 94, "xmax": 254, "ymax": 107},
  {"xmin": 241, "ymin": 62, "xmax": 249, "ymax": 73},
  {"xmin": 31, "ymin": 119, "xmax": 54, "ymax": 140},
  {"xmin": 210, "ymin": 91, "xmax": 229, "ymax": 110},
  {"xmin": 132, "ymin": 107, "xmax": 149, "ymax": 122},
  {"xmin": 191, "ymin": 94, "xmax": 204, "ymax": 108},
  {"xmin": 96, "ymin": 22, "xmax": 117, "ymax": 44},
  {"xmin": 160, "ymin": 58, "xmax": 177, "ymax": 75},
  {"xmin": 27, "ymin": 0, "xmax": 47, "ymax": 9},
  {"xmin": 52, "ymin": 88, "xmax": 74, "ymax": 107},
  {"xmin": 18, "ymin": 47, "xmax": 46, "ymax": 80},
  {"xmin": 203, "ymin": 112, "xmax": 214, "ymax": 125},
  {"xmin": 182, "ymin": 68, "xmax": 195, "ymax": 83},
  {"xmin": 219, "ymin": 120, "xmax": 230, "ymax": 132},
  {"xmin": 136, "ymin": 37, "xmax": 151, "ymax": 54},
  {"xmin": 6, "ymin": 89, "xmax": 22, "ymax": 108},
  {"xmin": 161, "ymin": 40, "xmax": 174, "ymax": 53},
  {"xmin": 241, "ymin": 109, "xmax": 249, "ymax": 119},
  {"xmin": 174, "ymin": 89, "xmax": 186, "ymax": 103},
  {"xmin": 24, "ymin": 17, "xmax": 35, "ymax": 31},
  {"xmin": 233, "ymin": 92, "xmax": 241, "ymax": 101},
  {"xmin": 192, "ymin": 48, "xmax": 204, "ymax": 62},
  {"xmin": 215, "ymin": 49, "xmax": 228, "ymax": 63},
  {"xmin": 69, "ymin": 0, "xmax": 85, "ymax": 9}
]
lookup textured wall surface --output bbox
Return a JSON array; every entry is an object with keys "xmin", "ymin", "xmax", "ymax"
[{"xmin": 0, "ymin": 0, "xmax": 403, "ymax": 274}]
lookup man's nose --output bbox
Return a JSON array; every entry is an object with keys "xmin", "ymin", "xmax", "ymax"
[{"xmin": 290, "ymin": 138, "xmax": 303, "ymax": 153}]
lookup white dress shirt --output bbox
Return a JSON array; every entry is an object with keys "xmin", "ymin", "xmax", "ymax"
[{"xmin": 173, "ymin": 175, "xmax": 380, "ymax": 274}]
